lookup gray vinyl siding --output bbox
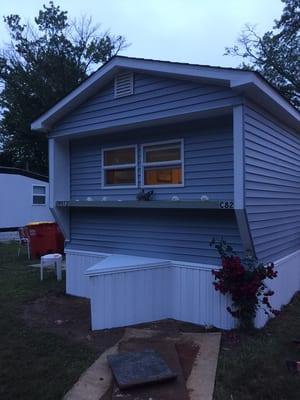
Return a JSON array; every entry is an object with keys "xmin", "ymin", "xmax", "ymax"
[
  {"xmin": 52, "ymin": 72, "xmax": 241, "ymax": 136},
  {"xmin": 244, "ymin": 103, "xmax": 300, "ymax": 262},
  {"xmin": 70, "ymin": 118, "xmax": 234, "ymax": 201},
  {"xmin": 68, "ymin": 208, "xmax": 242, "ymax": 264}
]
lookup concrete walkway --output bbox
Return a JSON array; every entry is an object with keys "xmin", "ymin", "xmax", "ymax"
[
  {"xmin": 63, "ymin": 329, "xmax": 221, "ymax": 400},
  {"xmin": 186, "ymin": 332, "xmax": 221, "ymax": 400}
]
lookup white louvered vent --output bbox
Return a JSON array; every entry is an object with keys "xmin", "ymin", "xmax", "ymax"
[{"xmin": 114, "ymin": 72, "xmax": 134, "ymax": 98}]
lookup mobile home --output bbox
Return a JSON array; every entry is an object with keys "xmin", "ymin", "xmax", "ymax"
[
  {"xmin": 31, "ymin": 56, "xmax": 300, "ymax": 330},
  {"xmin": 0, "ymin": 167, "xmax": 53, "ymax": 233}
]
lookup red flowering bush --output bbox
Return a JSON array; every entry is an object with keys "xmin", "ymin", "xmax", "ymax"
[{"xmin": 211, "ymin": 239, "xmax": 278, "ymax": 330}]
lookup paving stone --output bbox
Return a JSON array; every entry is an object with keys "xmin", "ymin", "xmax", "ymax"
[
  {"xmin": 110, "ymin": 338, "xmax": 190, "ymax": 400},
  {"xmin": 107, "ymin": 350, "xmax": 177, "ymax": 389}
]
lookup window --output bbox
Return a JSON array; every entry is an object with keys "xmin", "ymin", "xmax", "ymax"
[
  {"xmin": 102, "ymin": 146, "xmax": 137, "ymax": 187},
  {"xmin": 33, "ymin": 185, "xmax": 46, "ymax": 205},
  {"xmin": 142, "ymin": 140, "xmax": 184, "ymax": 187}
]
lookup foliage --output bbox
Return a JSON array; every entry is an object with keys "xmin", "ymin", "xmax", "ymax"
[
  {"xmin": 0, "ymin": 1, "xmax": 127, "ymax": 174},
  {"xmin": 225, "ymin": 0, "xmax": 300, "ymax": 110},
  {"xmin": 211, "ymin": 239, "xmax": 278, "ymax": 330}
]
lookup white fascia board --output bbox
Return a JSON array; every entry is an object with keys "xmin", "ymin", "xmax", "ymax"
[
  {"xmin": 232, "ymin": 75, "xmax": 300, "ymax": 127},
  {"xmin": 115, "ymin": 57, "xmax": 243, "ymax": 83},
  {"xmin": 31, "ymin": 57, "xmax": 120, "ymax": 131}
]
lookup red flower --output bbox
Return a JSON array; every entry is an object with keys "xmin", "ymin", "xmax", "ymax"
[{"xmin": 211, "ymin": 240, "xmax": 278, "ymax": 326}]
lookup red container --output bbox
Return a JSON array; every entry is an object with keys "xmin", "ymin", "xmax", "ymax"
[{"xmin": 26, "ymin": 222, "xmax": 64, "ymax": 259}]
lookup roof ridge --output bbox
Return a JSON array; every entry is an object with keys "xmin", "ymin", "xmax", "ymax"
[
  {"xmin": 114, "ymin": 54, "xmax": 249, "ymax": 72},
  {"xmin": 0, "ymin": 166, "xmax": 48, "ymax": 182}
]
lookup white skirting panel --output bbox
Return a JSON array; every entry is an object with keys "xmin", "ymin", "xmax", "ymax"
[
  {"xmin": 66, "ymin": 249, "xmax": 300, "ymax": 330},
  {"xmin": 65, "ymin": 249, "xmax": 108, "ymax": 298},
  {"xmin": 170, "ymin": 263, "xmax": 235, "ymax": 330},
  {"xmin": 87, "ymin": 257, "xmax": 236, "ymax": 331},
  {"xmin": 255, "ymin": 250, "xmax": 300, "ymax": 328},
  {"xmin": 89, "ymin": 266, "xmax": 171, "ymax": 329}
]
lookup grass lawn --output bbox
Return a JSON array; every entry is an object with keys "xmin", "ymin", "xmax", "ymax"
[
  {"xmin": 0, "ymin": 242, "xmax": 97, "ymax": 400},
  {"xmin": 214, "ymin": 297, "xmax": 300, "ymax": 399},
  {"xmin": 1, "ymin": 242, "xmax": 300, "ymax": 399}
]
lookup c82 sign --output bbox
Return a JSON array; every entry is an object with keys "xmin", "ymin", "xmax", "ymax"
[{"xmin": 219, "ymin": 201, "xmax": 234, "ymax": 209}]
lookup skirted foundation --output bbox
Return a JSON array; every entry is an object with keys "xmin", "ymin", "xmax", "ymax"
[{"xmin": 65, "ymin": 249, "xmax": 300, "ymax": 330}]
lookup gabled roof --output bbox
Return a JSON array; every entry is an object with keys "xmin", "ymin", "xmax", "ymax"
[
  {"xmin": 0, "ymin": 167, "xmax": 48, "ymax": 182},
  {"xmin": 31, "ymin": 55, "xmax": 300, "ymax": 132}
]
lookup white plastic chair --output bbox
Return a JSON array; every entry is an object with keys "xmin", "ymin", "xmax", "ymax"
[
  {"xmin": 18, "ymin": 227, "xmax": 31, "ymax": 259},
  {"xmin": 40, "ymin": 253, "xmax": 62, "ymax": 281}
]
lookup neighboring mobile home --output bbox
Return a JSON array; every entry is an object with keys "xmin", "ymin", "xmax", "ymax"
[
  {"xmin": 31, "ymin": 56, "xmax": 300, "ymax": 330},
  {"xmin": 0, "ymin": 167, "xmax": 53, "ymax": 233}
]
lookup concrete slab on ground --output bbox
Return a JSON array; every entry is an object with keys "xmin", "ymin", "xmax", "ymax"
[
  {"xmin": 186, "ymin": 332, "xmax": 221, "ymax": 400},
  {"xmin": 62, "ymin": 328, "xmax": 221, "ymax": 400}
]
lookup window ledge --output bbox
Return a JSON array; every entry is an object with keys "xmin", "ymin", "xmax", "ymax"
[{"xmin": 56, "ymin": 200, "xmax": 234, "ymax": 210}]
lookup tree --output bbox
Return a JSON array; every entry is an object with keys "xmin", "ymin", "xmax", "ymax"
[
  {"xmin": 225, "ymin": 0, "xmax": 300, "ymax": 110},
  {"xmin": 0, "ymin": 1, "xmax": 127, "ymax": 174}
]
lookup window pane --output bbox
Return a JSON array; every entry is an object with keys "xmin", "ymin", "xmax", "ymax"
[
  {"xmin": 33, "ymin": 195, "xmax": 46, "ymax": 205},
  {"xmin": 33, "ymin": 186, "xmax": 46, "ymax": 195},
  {"xmin": 144, "ymin": 144, "xmax": 181, "ymax": 163},
  {"xmin": 105, "ymin": 168, "xmax": 135, "ymax": 185},
  {"xmin": 144, "ymin": 166, "xmax": 182, "ymax": 185},
  {"xmin": 104, "ymin": 147, "xmax": 135, "ymax": 166}
]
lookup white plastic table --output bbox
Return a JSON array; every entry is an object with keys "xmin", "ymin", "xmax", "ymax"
[{"xmin": 40, "ymin": 253, "xmax": 62, "ymax": 281}]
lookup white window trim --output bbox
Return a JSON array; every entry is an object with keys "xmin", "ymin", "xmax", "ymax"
[
  {"xmin": 141, "ymin": 139, "xmax": 184, "ymax": 188},
  {"xmin": 101, "ymin": 144, "xmax": 138, "ymax": 189},
  {"xmin": 32, "ymin": 184, "xmax": 47, "ymax": 206}
]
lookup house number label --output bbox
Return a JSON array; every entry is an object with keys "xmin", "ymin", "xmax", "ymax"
[{"xmin": 219, "ymin": 201, "xmax": 234, "ymax": 209}]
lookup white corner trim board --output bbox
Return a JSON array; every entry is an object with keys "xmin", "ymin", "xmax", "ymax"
[{"xmin": 65, "ymin": 249, "xmax": 108, "ymax": 298}]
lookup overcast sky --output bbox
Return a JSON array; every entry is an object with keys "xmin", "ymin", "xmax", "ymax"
[{"xmin": 0, "ymin": 0, "xmax": 283, "ymax": 68}]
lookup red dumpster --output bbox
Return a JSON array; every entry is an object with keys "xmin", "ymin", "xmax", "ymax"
[{"xmin": 26, "ymin": 222, "xmax": 64, "ymax": 259}]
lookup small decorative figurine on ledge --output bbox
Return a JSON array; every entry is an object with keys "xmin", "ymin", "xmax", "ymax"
[{"xmin": 136, "ymin": 189, "xmax": 154, "ymax": 201}]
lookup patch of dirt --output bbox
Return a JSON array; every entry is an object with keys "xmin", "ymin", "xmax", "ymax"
[
  {"xmin": 175, "ymin": 341, "xmax": 200, "ymax": 380},
  {"xmin": 22, "ymin": 292, "xmax": 124, "ymax": 354},
  {"xmin": 22, "ymin": 291, "xmax": 217, "ymax": 355},
  {"xmin": 132, "ymin": 318, "xmax": 218, "ymax": 335}
]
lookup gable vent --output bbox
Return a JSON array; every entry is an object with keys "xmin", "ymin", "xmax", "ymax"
[{"xmin": 114, "ymin": 72, "xmax": 134, "ymax": 98}]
